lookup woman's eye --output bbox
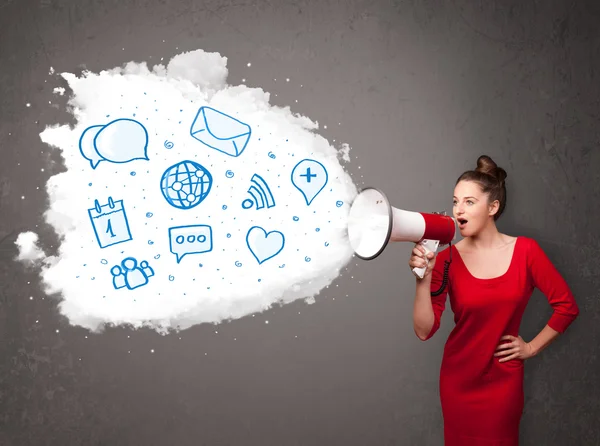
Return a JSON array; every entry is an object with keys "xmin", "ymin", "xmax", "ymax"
[{"xmin": 467, "ymin": 200, "xmax": 474, "ymax": 205}]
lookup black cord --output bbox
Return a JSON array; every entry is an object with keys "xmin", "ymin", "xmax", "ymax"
[{"xmin": 431, "ymin": 241, "xmax": 452, "ymax": 296}]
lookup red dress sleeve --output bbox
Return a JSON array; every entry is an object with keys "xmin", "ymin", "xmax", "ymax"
[
  {"xmin": 527, "ymin": 238, "xmax": 580, "ymax": 333},
  {"xmin": 420, "ymin": 247, "xmax": 450, "ymax": 341}
]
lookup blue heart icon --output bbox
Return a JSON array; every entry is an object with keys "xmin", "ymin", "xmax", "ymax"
[{"xmin": 246, "ymin": 226, "xmax": 285, "ymax": 264}]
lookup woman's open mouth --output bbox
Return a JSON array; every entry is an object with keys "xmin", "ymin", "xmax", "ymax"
[{"xmin": 457, "ymin": 218, "xmax": 468, "ymax": 229}]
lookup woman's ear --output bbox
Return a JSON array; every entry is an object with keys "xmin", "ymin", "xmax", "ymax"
[{"xmin": 488, "ymin": 199, "xmax": 500, "ymax": 217}]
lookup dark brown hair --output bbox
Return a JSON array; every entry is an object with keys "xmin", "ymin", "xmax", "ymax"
[{"xmin": 456, "ymin": 155, "xmax": 508, "ymax": 221}]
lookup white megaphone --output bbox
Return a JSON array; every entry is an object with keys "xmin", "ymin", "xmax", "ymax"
[{"xmin": 347, "ymin": 187, "xmax": 457, "ymax": 281}]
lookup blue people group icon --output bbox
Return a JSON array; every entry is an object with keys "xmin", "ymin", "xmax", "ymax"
[
  {"xmin": 88, "ymin": 197, "xmax": 133, "ymax": 249},
  {"xmin": 169, "ymin": 225, "xmax": 213, "ymax": 263},
  {"xmin": 190, "ymin": 106, "xmax": 251, "ymax": 157},
  {"xmin": 111, "ymin": 256, "xmax": 154, "ymax": 290},
  {"xmin": 79, "ymin": 118, "xmax": 149, "ymax": 169},
  {"xmin": 160, "ymin": 160, "xmax": 213, "ymax": 210},
  {"xmin": 291, "ymin": 159, "xmax": 328, "ymax": 206},
  {"xmin": 242, "ymin": 174, "xmax": 276, "ymax": 210},
  {"xmin": 77, "ymin": 104, "xmax": 335, "ymax": 291}
]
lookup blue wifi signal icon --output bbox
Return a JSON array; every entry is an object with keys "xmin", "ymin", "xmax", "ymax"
[{"xmin": 242, "ymin": 174, "xmax": 276, "ymax": 210}]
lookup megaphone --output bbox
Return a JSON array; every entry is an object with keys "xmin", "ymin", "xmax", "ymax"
[{"xmin": 347, "ymin": 187, "xmax": 457, "ymax": 293}]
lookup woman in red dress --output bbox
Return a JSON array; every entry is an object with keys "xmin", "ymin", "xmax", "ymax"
[{"xmin": 409, "ymin": 155, "xmax": 580, "ymax": 445}]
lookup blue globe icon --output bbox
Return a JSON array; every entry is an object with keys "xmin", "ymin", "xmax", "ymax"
[{"xmin": 160, "ymin": 160, "xmax": 213, "ymax": 209}]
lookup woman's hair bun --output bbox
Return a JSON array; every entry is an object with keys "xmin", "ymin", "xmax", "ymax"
[{"xmin": 476, "ymin": 155, "xmax": 507, "ymax": 183}]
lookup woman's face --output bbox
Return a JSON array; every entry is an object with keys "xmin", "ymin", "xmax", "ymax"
[{"xmin": 452, "ymin": 180, "xmax": 497, "ymax": 236}]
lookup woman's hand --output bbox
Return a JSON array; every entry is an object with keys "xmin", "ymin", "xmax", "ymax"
[
  {"xmin": 494, "ymin": 335, "xmax": 536, "ymax": 362},
  {"xmin": 408, "ymin": 243, "xmax": 436, "ymax": 279}
]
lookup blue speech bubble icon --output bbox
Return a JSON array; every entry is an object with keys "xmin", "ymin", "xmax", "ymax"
[
  {"xmin": 291, "ymin": 159, "xmax": 328, "ymax": 206},
  {"xmin": 169, "ymin": 224, "xmax": 213, "ymax": 263},
  {"xmin": 79, "ymin": 125, "xmax": 105, "ymax": 169},
  {"xmin": 79, "ymin": 118, "xmax": 149, "ymax": 169},
  {"xmin": 95, "ymin": 119, "xmax": 149, "ymax": 163}
]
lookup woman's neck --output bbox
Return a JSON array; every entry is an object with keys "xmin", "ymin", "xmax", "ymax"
[{"xmin": 465, "ymin": 223, "xmax": 507, "ymax": 251}]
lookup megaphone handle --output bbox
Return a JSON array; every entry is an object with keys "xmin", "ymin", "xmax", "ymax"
[{"xmin": 412, "ymin": 239, "xmax": 440, "ymax": 279}]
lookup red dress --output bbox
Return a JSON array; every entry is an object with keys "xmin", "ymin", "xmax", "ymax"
[{"xmin": 422, "ymin": 236, "xmax": 579, "ymax": 445}]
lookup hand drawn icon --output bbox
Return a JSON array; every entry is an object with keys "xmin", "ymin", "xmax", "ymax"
[
  {"xmin": 140, "ymin": 261, "xmax": 154, "ymax": 277},
  {"xmin": 169, "ymin": 225, "xmax": 213, "ymax": 263},
  {"xmin": 79, "ymin": 118, "xmax": 149, "ymax": 169},
  {"xmin": 111, "ymin": 256, "xmax": 153, "ymax": 290},
  {"xmin": 242, "ymin": 174, "xmax": 276, "ymax": 210},
  {"xmin": 190, "ymin": 106, "xmax": 251, "ymax": 157},
  {"xmin": 88, "ymin": 197, "xmax": 133, "ymax": 248},
  {"xmin": 160, "ymin": 160, "xmax": 213, "ymax": 210},
  {"xmin": 291, "ymin": 159, "xmax": 328, "ymax": 206},
  {"xmin": 246, "ymin": 226, "xmax": 285, "ymax": 264}
]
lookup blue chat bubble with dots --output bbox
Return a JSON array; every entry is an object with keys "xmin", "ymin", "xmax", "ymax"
[{"xmin": 169, "ymin": 225, "xmax": 213, "ymax": 263}]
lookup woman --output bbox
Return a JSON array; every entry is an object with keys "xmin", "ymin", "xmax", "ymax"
[{"xmin": 409, "ymin": 155, "xmax": 580, "ymax": 445}]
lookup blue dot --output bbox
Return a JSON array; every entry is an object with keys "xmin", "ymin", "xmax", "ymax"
[
  {"xmin": 130, "ymin": 171, "xmax": 136, "ymax": 176},
  {"xmin": 293, "ymin": 216, "xmax": 299, "ymax": 221}
]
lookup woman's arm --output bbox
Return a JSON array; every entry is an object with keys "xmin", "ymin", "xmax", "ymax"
[
  {"xmin": 413, "ymin": 249, "xmax": 449, "ymax": 341},
  {"xmin": 527, "ymin": 238, "xmax": 580, "ymax": 335},
  {"xmin": 413, "ymin": 276, "xmax": 436, "ymax": 340},
  {"xmin": 528, "ymin": 324, "xmax": 561, "ymax": 356}
]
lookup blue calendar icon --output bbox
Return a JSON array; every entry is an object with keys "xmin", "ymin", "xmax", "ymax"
[{"xmin": 88, "ymin": 197, "xmax": 133, "ymax": 249}]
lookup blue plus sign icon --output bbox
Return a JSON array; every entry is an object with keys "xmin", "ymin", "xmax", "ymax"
[
  {"xmin": 291, "ymin": 159, "xmax": 328, "ymax": 206},
  {"xmin": 300, "ymin": 167, "xmax": 317, "ymax": 183}
]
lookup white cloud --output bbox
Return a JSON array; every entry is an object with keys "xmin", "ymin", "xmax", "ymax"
[
  {"xmin": 17, "ymin": 49, "xmax": 358, "ymax": 333},
  {"xmin": 14, "ymin": 231, "xmax": 46, "ymax": 263}
]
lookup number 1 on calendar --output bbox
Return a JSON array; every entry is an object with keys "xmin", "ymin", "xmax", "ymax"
[
  {"xmin": 88, "ymin": 197, "xmax": 133, "ymax": 249},
  {"xmin": 106, "ymin": 219, "xmax": 116, "ymax": 238}
]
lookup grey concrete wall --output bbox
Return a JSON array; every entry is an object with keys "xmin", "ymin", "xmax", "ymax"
[{"xmin": 1, "ymin": 0, "xmax": 598, "ymax": 444}]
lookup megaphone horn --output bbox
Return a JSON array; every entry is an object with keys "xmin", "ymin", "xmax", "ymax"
[{"xmin": 347, "ymin": 187, "xmax": 457, "ymax": 280}]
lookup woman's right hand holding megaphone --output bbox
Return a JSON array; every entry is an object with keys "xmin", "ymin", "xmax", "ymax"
[{"xmin": 409, "ymin": 243, "xmax": 436, "ymax": 279}]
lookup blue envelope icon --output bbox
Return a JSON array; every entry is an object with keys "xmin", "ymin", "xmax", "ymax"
[{"xmin": 190, "ymin": 106, "xmax": 252, "ymax": 157}]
